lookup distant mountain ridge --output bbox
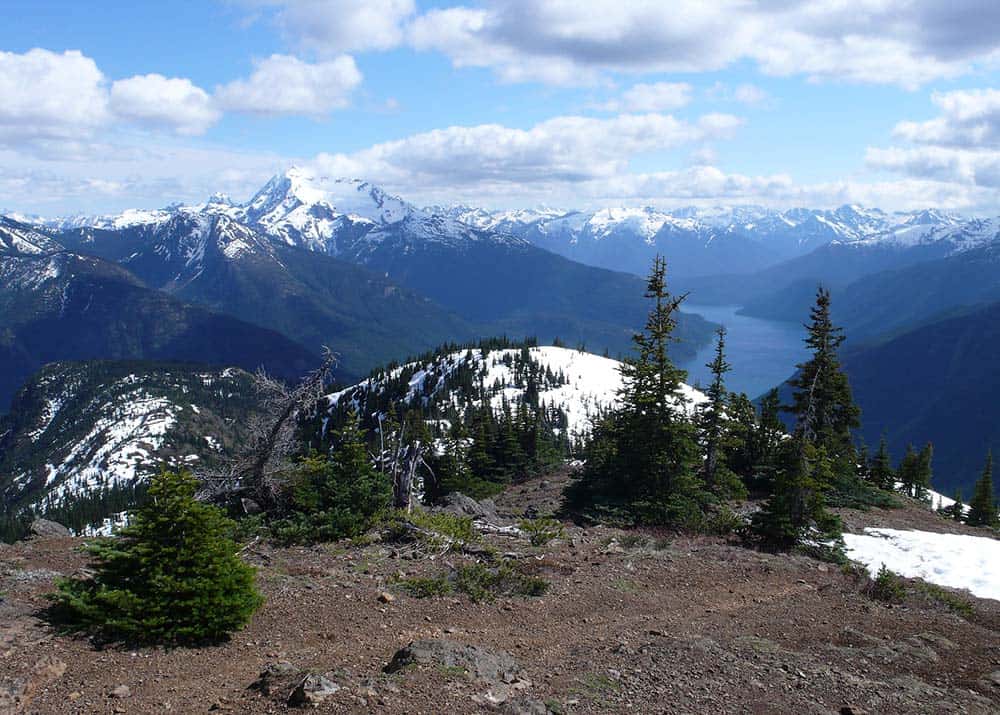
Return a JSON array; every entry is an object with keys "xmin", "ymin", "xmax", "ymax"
[{"xmin": 12, "ymin": 169, "xmax": 718, "ymax": 371}]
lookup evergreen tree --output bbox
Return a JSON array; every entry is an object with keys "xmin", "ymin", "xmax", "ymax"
[
  {"xmin": 697, "ymin": 327, "xmax": 745, "ymax": 499},
  {"xmin": 47, "ymin": 470, "xmax": 263, "ymax": 645},
  {"xmin": 752, "ymin": 288, "xmax": 855, "ymax": 548},
  {"xmin": 282, "ymin": 416, "xmax": 392, "ymax": 542},
  {"xmin": 897, "ymin": 444, "xmax": 919, "ymax": 497},
  {"xmin": 967, "ymin": 452, "xmax": 998, "ymax": 528},
  {"xmin": 869, "ymin": 436, "xmax": 895, "ymax": 491},
  {"xmin": 949, "ymin": 489, "xmax": 964, "ymax": 522},
  {"xmin": 570, "ymin": 256, "xmax": 707, "ymax": 527},
  {"xmin": 786, "ymin": 287, "xmax": 860, "ymax": 470}
]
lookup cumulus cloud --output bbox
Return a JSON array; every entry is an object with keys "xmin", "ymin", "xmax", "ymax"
[
  {"xmin": 0, "ymin": 49, "xmax": 109, "ymax": 143},
  {"xmin": 406, "ymin": 0, "xmax": 1000, "ymax": 88},
  {"xmin": 215, "ymin": 54, "xmax": 362, "ymax": 116},
  {"xmin": 308, "ymin": 111, "xmax": 743, "ymax": 186},
  {"xmin": 110, "ymin": 74, "xmax": 221, "ymax": 135},
  {"xmin": 251, "ymin": 0, "xmax": 416, "ymax": 54},
  {"xmin": 599, "ymin": 83, "xmax": 692, "ymax": 112},
  {"xmin": 893, "ymin": 89, "xmax": 1000, "ymax": 148},
  {"xmin": 869, "ymin": 87, "xmax": 1000, "ymax": 193}
]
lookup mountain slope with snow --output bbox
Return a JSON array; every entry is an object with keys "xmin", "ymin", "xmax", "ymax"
[
  {"xmin": 0, "ymin": 361, "xmax": 263, "ymax": 538},
  {"xmin": 328, "ymin": 345, "xmax": 706, "ymax": 441}
]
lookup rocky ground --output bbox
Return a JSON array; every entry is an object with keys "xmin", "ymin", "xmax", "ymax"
[{"xmin": 2, "ymin": 470, "xmax": 999, "ymax": 714}]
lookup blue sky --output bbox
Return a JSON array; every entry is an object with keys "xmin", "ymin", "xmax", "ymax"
[{"xmin": 1, "ymin": 0, "xmax": 998, "ymax": 215}]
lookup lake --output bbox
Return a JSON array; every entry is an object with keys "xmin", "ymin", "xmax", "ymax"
[{"xmin": 681, "ymin": 304, "xmax": 808, "ymax": 399}]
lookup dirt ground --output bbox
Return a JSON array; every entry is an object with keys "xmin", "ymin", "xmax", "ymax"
[{"xmin": 2, "ymin": 471, "xmax": 999, "ymax": 714}]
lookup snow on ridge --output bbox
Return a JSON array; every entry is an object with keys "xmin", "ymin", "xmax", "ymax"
[
  {"xmin": 329, "ymin": 345, "xmax": 706, "ymax": 440},
  {"xmin": 844, "ymin": 528, "xmax": 1000, "ymax": 602}
]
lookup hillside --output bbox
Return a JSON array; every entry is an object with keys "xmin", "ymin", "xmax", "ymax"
[
  {"xmin": 0, "ymin": 245, "xmax": 316, "ymax": 411},
  {"xmin": 327, "ymin": 344, "xmax": 706, "ymax": 442},
  {"xmin": 2, "ymin": 469, "xmax": 998, "ymax": 713},
  {"xmin": 841, "ymin": 301, "xmax": 1000, "ymax": 496},
  {"xmin": 0, "ymin": 361, "xmax": 263, "ymax": 540}
]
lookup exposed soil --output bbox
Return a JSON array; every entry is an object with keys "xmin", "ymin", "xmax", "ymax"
[{"xmin": 2, "ymin": 469, "xmax": 999, "ymax": 714}]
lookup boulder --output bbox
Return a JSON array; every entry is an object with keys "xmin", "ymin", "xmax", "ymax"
[
  {"xmin": 288, "ymin": 673, "xmax": 340, "ymax": 707},
  {"xmin": 384, "ymin": 639, "xmax": 523, "ymax": 684},
  {"xmin": 436, "ymin": 493, "xmax": 498, "ymax": 522},
  {"xmin": 28, "ymin": 519, "xmax": 70, "ymax": 538},
  {"xmin": 249, "ymin": 661, "xmax": 301, "ymax": 696}
]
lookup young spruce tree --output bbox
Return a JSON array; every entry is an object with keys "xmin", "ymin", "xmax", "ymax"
[
  {"xmin": 751, "ymin": 287, "xmax": 856, "ymax": 548},
  {"xmin": 48, "ymin": 470, "xmax": 263, "ymax": 645},
  {"xmin": 572, "ymin": 256, "xmax": 706, "ymax": 527},
  {"xmin": 967, "ymin": 451, "xmax": 998, "ymax": 528},
  {"xmin": 697, "ymin": 327, "xmax": 745, "ymax": 499}
]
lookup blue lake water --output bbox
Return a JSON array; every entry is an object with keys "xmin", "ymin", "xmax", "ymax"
[{"xmin": 681, "ymin": 304, "xmax": 809, "ymax": 399}]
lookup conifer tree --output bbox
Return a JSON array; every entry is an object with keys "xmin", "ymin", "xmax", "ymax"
[
  {"xmin": 697, "ymin": 327, "xmax": 745, "ymax": 499},
  {"xmin": 897, "ymin": 444, "xmax": 919, "ymax": 497},
  {"xmin": 869, "ymin": 436, "xmax": 895, "ymax": 491},
  {"xmin": 967, "ymin": 451, "xmax": 998, "ymax": 528},
  {"xmin": 48, "ymin": 470, "xmax": 263, "ymax": 645},
  {"xmin": 786, "ymin": 287, "xmax": 860, "ymax": 471},
  {"xmin": 572, "ymin": 256, "xmax": 706, "ymax": 527},
  {"xmin": 949, "ymin": 489, "xmax": 964, "ymax": 522},
  {"xmin": 752, "ymin": 288, "xmax": 855, "ymax": 548}
]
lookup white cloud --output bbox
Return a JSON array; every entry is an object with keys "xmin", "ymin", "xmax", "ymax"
[
  {"xmin": 869, "ymin": 87, "xmax": 1000, "ymax": 193},
  {"xmin": 406, "ymin": 0, "xmax": 1000, "ymax": 88},
  {"xmin": 733, "ymin": 84, "xmax": 768, "ymax": 106},
  {"xmin": 309, "ymin": 111, "xmax": 743, "ymax": 186},
  {"xmin": 599, "ymin": 82, "xmax": 692, "ymax": 112},
  {"xmin": 216, "ymin": 54, "xmax": 362, "ymax": 116},
  {"xmin": 255, "ymin": 0, "xmax": 416, "ymax": 54},
  {"xmin": 110, "ymin": 74, "xmax": 221, "ymax": 135},
  {"xmin": 893, "ymin": 89, "xmax": 1000, "ymax": 148},
  {"xmin": 0, "ymin": 49, "xmax": 109, "ymax": 144},
  {"xmin": 866, "ymin": 146, "xmax": 1000, "ymax": 188}
]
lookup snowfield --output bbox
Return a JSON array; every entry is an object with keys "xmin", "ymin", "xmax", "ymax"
[
  {"xmin": 843, "ymin": 528, "xmax": 1000, "ymax": 601},
  {"xmin": 329, "ymin": 345, "xmax": 707, "ymax": 440}
]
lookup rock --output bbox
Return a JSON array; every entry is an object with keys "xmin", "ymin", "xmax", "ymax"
[
  {"xmin": 110, "ymin": 685, "xmax": 131, "ymax": 699},
  {"xmin": 377, "ymin": 591, "xmax": 395, "ymax": 604},
  {"xmin": 384, "ymin": 639, "xmax": 524, "ymax": 684},
  {"xmin": 288, "ymin": 673, "xmax": 340, "ymax": 707},
  {"xmin": 988, "ymin": 670, "xmax": 1000, "ymax": 687},
  {"xmin": 436, "ymin": 493, "xmax": 499, "ymax": 522},
  {"xmin": 502, "ymin": 699, "xmax": 549, "ymax": 715},
  {"xmin": 249, "ymin": 661, "xmax": 302, "ymax": 696},
  {"xmin": 28, "ymin": 519, "xmax": 70, "ymax": 538},
  {"xmin": 840, "ymin": 707, "xmax": 867, "ymax": 715}
]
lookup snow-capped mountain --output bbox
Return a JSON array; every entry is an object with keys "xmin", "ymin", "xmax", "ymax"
[
  {"xmin": 0, "ymin": 216, "xmax": 64, "ymax": 255},
  {"xmin": 0, "ymin": 361, "xmax": 262, "ymax": 534},
  {"xmin": 453, "ymin": 202, "xmax": 987, "ymax": 277},
  {"xmin": 329, "ymin": 345, "xmax": 706, "ymax": 441}
]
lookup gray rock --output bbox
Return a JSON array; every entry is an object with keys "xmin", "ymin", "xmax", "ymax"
[
  {"xmin": 384, "ymin": 639, "xmax": 523, "ymax": 684},
  {"xmin": 288, "ymin": 673, "xmax": 340, "ymax": 707},
  {"xmin": 250, "ymin": 661, "xmax": 301, "ymax": 696},
  {"xmin": 28, "ymin": 519, "xmax": 70, "ymax": 538},
  {"xmin": 436, "ymin": 493, "xmax": 498, "ymax": 521},
  {"xmin": 109, "ymin": 685, "xmax": 131, "ymax": 698},
  {"xmin": 502, "ymin": 698, "xmax": 549, "ymax": 714}
]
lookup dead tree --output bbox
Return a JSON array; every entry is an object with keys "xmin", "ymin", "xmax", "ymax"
[
  {"xmin": 197, "ymin": 349, "xmax": 337, "ymax": 511},
  {"xmin": 376, "ymin": 414, "xmax": 434, "ymax": 513}
]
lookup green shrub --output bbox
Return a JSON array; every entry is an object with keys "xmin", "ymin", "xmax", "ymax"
[
  {"xmin": 396, "ymin": 575, "xmax": 453, "ymax": 598},
  {"xmin": 518, "ymin": 517, "xmax": 564, "ymax": 546},
  {"xmin": 46, "ymin": 470, "xmax": 263, "ymax": 646},
  {"xmin": 454, "ymin": 562, "xmax": 548, "ymax": 603},
  {"xmin": 271, "ymin": 419, "xmax": 392, "ymax": 544},
  {"xmin": 866, "ymin": 564, "xmax": 906, "ymax": 604},
  {"xmin": 913, "ymin": 582, "xmax": 974, "ymax": 618},
  {"xmin": 381, "ymin": 508, "xmax": 477, "ymax": 552},
  {"xmin": 703, "ymin": 505, "xmax": 744, "ymax": 535}
]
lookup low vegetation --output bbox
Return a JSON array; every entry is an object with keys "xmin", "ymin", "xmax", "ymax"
[{"xmin": 46, "ymin": 470, "xmax": 262, "ymax": 645}]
